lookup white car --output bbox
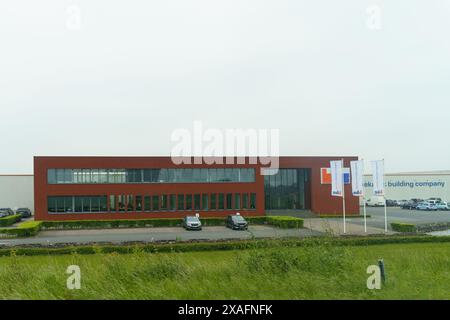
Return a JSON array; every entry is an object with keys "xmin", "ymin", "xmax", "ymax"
[
  {"xmin": 366, "ymin": 196, "xmax": 386, "ymax": 207},
  {"xmin": 435, "ymin": 202, "xmax": 449, "ymax": 211}
]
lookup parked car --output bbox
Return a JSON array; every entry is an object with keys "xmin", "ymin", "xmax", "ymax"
[
  {"xmin": 182, "ymin": 215, "xmax": 202, "ymax": 230},
  {"xmin": 435, "ymin": 202, "xmax": 449, "ymax": 211},
  {"xmin": 226, "ymin": 214, "xmax": 248, "ymax": 230},
  {"xmin": 15, "ymin": 208, "xmax": 32, "ymax": 218},
  {"xmin": 401, "ymin": 199, "xmax": 423, "ymax": 210},
  {"xmin": 416, "ymin": 202, "xmax": 438, "ymax": 211},
  {"xmin": 426, "ymin": 198, "xmax": 442, "ymax": 205},
  {"xmin": 0, "ymin": 208, "xmax": 15, "ymax": 216},
  {"xmin": 397, "ymin": 200, "xmax": 409, "ymax": 207},
  {"xmin": 386, "ymin": 199, "xmax": 397, "ymax": 207},
  {"xmin": 366, "ymin": 196, "xmax": 385, "ymax": 207},
  {"xmin": 0, "ymin": 210, "xmax": 8, "ymax": 218}
]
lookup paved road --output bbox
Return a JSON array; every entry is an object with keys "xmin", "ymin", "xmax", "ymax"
[
  {"xmin": 0, "ymin": 225, "xmax": 322, "ymax": 247},
  {"xmin": 357, "ymin": 206, "xmax": 450, "ymax": 229}
]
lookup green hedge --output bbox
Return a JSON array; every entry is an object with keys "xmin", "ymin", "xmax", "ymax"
[
  {"xmin": 1, "ymin": 235, "xmax": 450, "ymax": 257},
  {"xmin": 266, "ymin": 216, "xmax": 304, "ymax": 228},
  {"xmin": 41, "ymin": 216, "xmax": 270, "ymax": 230},
  {"xmin": 0, "ymin": 214, "xmax": 22, "ymax": 227},
  {"xmin": 391, "ymin": 222, "xmax": 417, "ymax": 233},
  {"xmin": 0, "ymin": 221, "xmax": 42, "ymax": 238}
]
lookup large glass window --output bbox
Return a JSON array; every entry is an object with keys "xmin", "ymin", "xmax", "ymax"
[
  {"xmin": 109, "ymin": 195, "xmax": 116, "ymax": 212},
  {"xmin": 186, "ymin": 195, "xmax": 193, "ymax": 210},
  {"xmin": 136, "ymin": 195, "xmax": 143, "ymax": 211},
  {"xmin": 202, "ymin": 194, "xmax": 209, "ymax": 210},
  {"xmin": 234, "ymin": 194, "xmax": 241, "ymax": 210},
  {"xmin": 218, "ymin": 193, "xmax": 224, "ymax": 210},
  {"xmin": 48, "ymin": 168, "xmax": 255, "ymax": 184},
  {"xmin": 250, "ymin": 193, "xmax": 256, "ymax": 209},
  {"xmin": 177, "ymin": 194, "xmax": 185, "ymax": 210},
  {"xmin": 160, "ymin": 195, "xmax": 168, "ymax": 210},
  {"xmin": 48, "ymin": 169, "xmax": 56, "ymax": 184},
  {"xmin": 48, "ymin": 196, "xmax": 107, "ymax": 213},
  {"xmin": 242, "ymin": 193, "xmax": 249, "ymax": 209},
  {"xmin": 210, "ymin": 194, "xmax": 217, "ymax": 210},
  {"xmin": 144, "ymin": 195, "xmax": 151, "ymax": 211},
  {"xmin": 169, "ymin": 194, "xmax": 176, "ymax": 211},
  {"xmin": 226, "ymin": 193, "xmax": 232, "ymax": 209},
  {"xmin": 194, "ymin": 194, "xmax": 201, "ymax": 210},
  {"xmin": 152, "ymin": 195, "xmax": 159, "ymax": 211},
  {"xmin": 264, "ymin": 169, "xmax": 310, "ymax": 210}
]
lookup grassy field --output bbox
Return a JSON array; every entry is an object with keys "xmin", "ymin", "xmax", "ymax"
[{"xmin": 0, "ymin": 240, "xmax": 449, "ymax": 299}]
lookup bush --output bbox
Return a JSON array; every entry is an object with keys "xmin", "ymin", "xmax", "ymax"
[
  {"xmin": 266, "ymin": 216, "xmax": 304, "ymax": 228},
  {"xmin": 391, "ymin": 222, "xmax": 417, "ymax": 233},
  {"xmin": 41, "ymin": 216, "xmax": 269, "ymax": 230},
  {"xmin": 2, "ymin": 235, "xmax": 450, "ymax": 257},
  {"xmin": 0, "ymin": 214, "xmax": 22, "ymax": 227},
  {"xmin": 0, "ymin": 221, "xmax": 42, "ymax": 238}
]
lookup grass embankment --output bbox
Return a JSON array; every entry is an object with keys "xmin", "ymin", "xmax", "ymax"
[{"xmin": 0, "ymin": 240, "xmax": 449, "ymax": 299}]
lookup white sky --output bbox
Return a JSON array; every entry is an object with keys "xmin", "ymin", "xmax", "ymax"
[{"xmin": 1, "ymin": 0, "xmax": 450, "ymax": 174}]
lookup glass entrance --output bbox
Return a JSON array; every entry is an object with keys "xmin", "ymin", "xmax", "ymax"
[{"xmin": 264, "ymin": 169, "xmax": 311, "ymax": 210}]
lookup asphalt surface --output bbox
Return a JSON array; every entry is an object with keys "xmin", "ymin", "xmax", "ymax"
[
  {"xmin": 0, "ymin": 225, "xmax": 322, "ymax": 247},
  {"xmin": 1, "ymin": 207, "xmax": 449, "ymax": 247},
  {"xmin": 347, "ymin": 206, "xmax": 450, "ymax": 230}
]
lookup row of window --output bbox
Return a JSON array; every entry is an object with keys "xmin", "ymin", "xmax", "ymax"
[
  {"xmin": 48, "ymin": 193, "xmax": 257, "ymax": 213},
  {"xmin": 48, "ymin": 168, "xmax": 255, "ymax": 184}
]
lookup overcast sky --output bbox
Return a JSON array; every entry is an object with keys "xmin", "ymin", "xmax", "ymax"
[{"xmin": 1, "ymin": 0, "xmax": 449, "ymax": 174}]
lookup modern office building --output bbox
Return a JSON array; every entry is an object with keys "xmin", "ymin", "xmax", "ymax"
[{"xmin": 33, "ymin": 156, "xmax": 360, "ymax": 221}]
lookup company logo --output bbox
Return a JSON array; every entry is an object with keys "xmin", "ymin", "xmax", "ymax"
[{"xmin": 321, "ymin": 168, "xmax": 351, "ymax": 185}]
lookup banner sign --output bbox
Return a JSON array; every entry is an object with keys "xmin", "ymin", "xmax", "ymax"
[
  {"xmin": 350, "ymin": 160, "xmax": 364, "ymax": 197},
  {"xmin": 321, "ymin": 168, "xmax": 350, "ymax": 185},
  {"xmin": 330, "ymin": 160, "xmax": 343, "ymax": 197},
  {"xmin": 371, "ymin": 160, "xmax": 385, "ymax": 196}
]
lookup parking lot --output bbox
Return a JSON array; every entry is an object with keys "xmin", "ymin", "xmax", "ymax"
[
  {"xmin": 343, "ymin": 206, "xmax": 450, "ymax": 230},
  {"xmin": 0, "ymin": 225, "xmax": 323, "ymax": 247}
]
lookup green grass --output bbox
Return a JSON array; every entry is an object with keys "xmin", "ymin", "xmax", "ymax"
[{"xmin": 0, "ymin": 241, "xmax": 449, "ymax": 299}]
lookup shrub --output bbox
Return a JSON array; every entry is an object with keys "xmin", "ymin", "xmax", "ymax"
[
  {"xmin": 0, "ymin": 214, "xmax": 22, "ymax": 227},
  {"xmin": 266, "ymin": 216, "xmax": 304, "ymax": 228},
  {"xmin": 0, "ymin": 221, "xmax": 42, "ymax": 238},
  {"xmin": 391, "ymin": 222, "xmax": 416, "ymax": 233},
  {"xmin": 41, "ymin": 216, "xmax": 268, "ymax": 230},
  {"xmin": 2, "ymin": 236, "xmax": 450, "ymax": 257}
]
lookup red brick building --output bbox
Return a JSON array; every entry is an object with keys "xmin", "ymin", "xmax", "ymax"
[{"xmin": 33, "ymin": 156, "xmax": 359, "ymax": 221}]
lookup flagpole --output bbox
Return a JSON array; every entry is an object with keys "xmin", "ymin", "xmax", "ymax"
[
  {"xmin": 342, "ymin": 159, "xmax": 346, "ymax": 234},
  {"xmin": 383, "ymin": 159, "xmax": 387, "ymax": 233},
  {"xmin": 363, "ymin": 197, "xmax": 367, "ymax": 233}
]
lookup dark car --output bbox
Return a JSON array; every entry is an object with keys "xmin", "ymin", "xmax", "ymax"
[
  {"xmin": 16, "ymin": 208, "xmax": 32, "ymax": 218},
  {"xmin": 0, "ymin": 210, "xmax": 8, "ymax": 218},
  {"xmin": 401, "ymin": 199, "xmax": 423, "ymax": 210},
  {"xmin": 182, "ymin": 216, "xmax": 202, "ymax": 230},
  {"xmin": 226, "ymin": 214, "xmax": 248, "ymax": 230},
  {"xmin": 0, "ymin": 208, "xmax": 15, "ymax": 216},
  {"xmin": 385, "ymin": 199, "xmax": 397, "ymax": 207}
]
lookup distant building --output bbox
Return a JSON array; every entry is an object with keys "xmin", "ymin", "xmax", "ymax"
[
  {"xmin": 364, "ymin": 171, "xmax": 450, "ymax": 202},
  {"xmin": 0, "ymin": 174, "xmax": 34, "ymax": 211}
]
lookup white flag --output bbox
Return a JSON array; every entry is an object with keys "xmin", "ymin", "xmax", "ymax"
[
  {"xmin": 371, "ymin": 160, "xmax": 385, "ymax": 196},
  {"xmin": 350, "ymin": 160, "xmax": 364, "ymax": 197},
  {"xmin": 330, "ymin": 160, "xmax": 343, "ymax": 197}
]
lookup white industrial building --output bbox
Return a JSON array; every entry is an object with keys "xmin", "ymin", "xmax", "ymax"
[
  {"xmin": 0, "ymin": 174, "xmax": 34, "ymax": 212},
  {"xmin": 364, "ymin": 171, "xmax": 450, "ymax": 202}
]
